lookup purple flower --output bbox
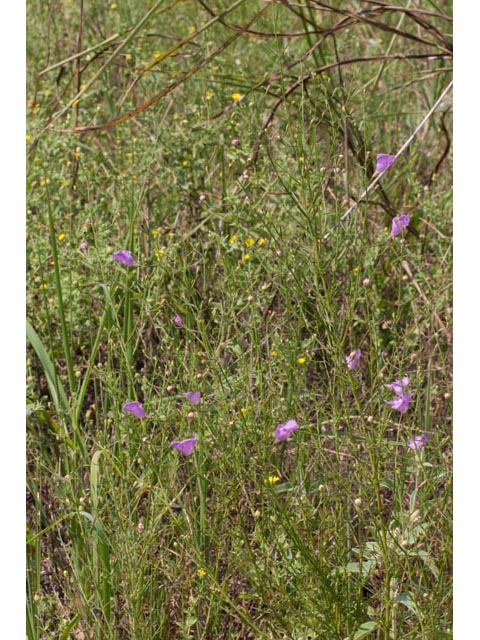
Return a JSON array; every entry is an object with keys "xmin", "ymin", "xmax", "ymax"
[
  {"xmin": 184, "ymin": 391, "xmax": 201, "ymax": 405},
  {"xmin": 346, "ymin": 349, "xmax": 361, "ymax": 370},
  {"xmin": 112, "ymin": 250, "xmax": 136, "ymax": 266},
  {"xmin": 375, "ymin": 154, "xmax": 395, "ymax": 174},
  {"xmin": 407, "ymin": 432, "xmax": 430, "ymax": 450},
  {"xmin": 385, "ymin": 393, "xmax": 413, "ymax": 414},
  {"xmin": 391, "ymin": 214, "xmax": 410, "ymax": 237},
  {"xmin": 275, "ymin": 419, "xmax": 299, "ymax": 442},
  {"xmin": 80, "ymin": 241, "xmax": 89, "ymax": 251},
  {"xmin": 123, "ymin": 401, "xmax": 147, "ymax": 418},
  {"xmin": 385, "ymin": 377, "xmax": 409, "ymax": 396},
  {"xmin": 174, "ymin": 316, "xmax": 183, "ymax": 327},
  {"xmin": 171, "ymin": 435, "xmax": 198, "ymax": 455}
]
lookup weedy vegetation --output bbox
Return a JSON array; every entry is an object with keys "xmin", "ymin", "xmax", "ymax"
[{"xmin": 26, "ymin": 1, "xmax": 452, "ymax": 638}]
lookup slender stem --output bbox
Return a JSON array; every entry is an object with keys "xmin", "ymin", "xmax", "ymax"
[{"xmin": 45, "ymin": 186, "xmax": 76, "ymax": 396}]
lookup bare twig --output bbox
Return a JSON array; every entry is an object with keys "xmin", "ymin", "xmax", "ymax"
[{"xmin": 252, "ymin": 54, "xmax": 451, "ymax": 163}]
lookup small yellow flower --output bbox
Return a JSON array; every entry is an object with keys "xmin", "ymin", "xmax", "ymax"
[
  {"xmin": 152, "ymin": 228, "xmax": 160, "ymax": 237},
  {"xmin": 60, "ymin": 178, "xmax": 69, "ymax": 187},
  {"xmin": 154, "ymin": 249, "xmax": 165, "ymax": 258},
  {"xmin": 240, "ymin": 406, "xmax": 252, "ymax": 414},
  {"xmin": 197, "ymin": 568, "xmax": 206, "ymax": 577},
  {"xmin": 26, "ymin": 134, "xmax": 31, "ymax": 142},
  {"xmin": 125, "ymin": 53, "xmax": 132, "ymax": 61},
  {"xmin": 242, "ymin": 253, "xmax": 250, "ymax": 262},
  {"xmin": 72, "ymin": 99, "xmax": 80, "ymax": 106},
  {"xmin": 181, "ymin": 119, "xmax": 188, "ymax": 125},
  {"xmin": 245, "ymin": 237, "xmax": 255, "ymax": 247},
  {"xmin": 205, "ymin": 90, "xmax": 214, "ymax": 100},
  {"xmin": 110, "ymin": 3, "xmax": 117, "ymax": 9},
  {"xmin": 58, "ymin": 233, "xmax": 66, "ymax": 241},
  {"xmin": 298, "ymin": 357, "xmax": 306, "ymax": 365},
  {"xmin": 74, "ymin": 147, "xmax": 81, "ymax": 158},
  {"xmin": 257, "ymin": 238, "xmax": 266, "ymax": 246},
  {"xmin": 188, "ymin": 25, "xmax": 196, "ymax": 34},
  {"xmin": 271, "ymin": 350, "xmax": 277, "ymax": 357},
  {"xmin": 265, "ymin": 476, "xmax": 280, "ymax": 485},
  {"xmin": 131, "ymin": 175, "xmax": 137, "ymax": 180},
  {"xmin": 154, "ymin": 52, "xmax": 162, "ymax": 60},
  {"xmin": 39, "ymin": 283, "xmax": 48, "ymax": 290},
  {"xmin": 231, "ymin": 92, "xmax": 242, "ymax": 101},
  {"xmin": 353, "ymin": 266, "xmax": 360, "ymax": 273},
  {"xmin": 50, "ymin": 260, "xmax": 55, "ymax": 266},
  {"xmin": 229, "ymin": 234, "xmax": 238, "ymax": 244},
  {"xmin": 182, "ymin": 160, "xmax": 189, "ymax": 167}
]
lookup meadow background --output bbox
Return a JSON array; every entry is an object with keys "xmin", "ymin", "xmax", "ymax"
[{"xmin": 26, "ymin": 1, "xmax": 453, "ymax": 638}]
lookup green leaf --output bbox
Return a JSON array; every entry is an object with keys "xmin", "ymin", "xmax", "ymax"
[
  {"xmin": 344, "ymin": 620, "xmax": 378, "ymax": 640},
  {"xmin": 396, "ymin": 591, "xmax": 420, "ymax": 616},
  {"xmin": 26, "ymin": 319, "xmax": 69, "ymax": 415}
]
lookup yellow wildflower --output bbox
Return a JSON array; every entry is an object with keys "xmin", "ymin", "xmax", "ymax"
[
  {"xmin": 39, "ymin": 283, "xmax": 48, "ymax": 290},
  {"xmin": 265, "ymin": 476, "xmax": 280, "ymax": 485},
  {"xmin": 298, "ymin": 357, "xmax": 306, "ymax": 365},
  {"xmin": 26, "ymin": 134, "xmax": 31, "ymax": 142},
  {"xmin": 125, "ymin": 53, "xmax": 132, "ymax": 61},
  {"xmin": 353, "ymin": 266, "xmax": 360, "ymax": 273},
  {"xmin": 58, "ymin": 233, "xmax": 66, "ymax": 241},
  {"xmin": 231, "ymin": 92, "xmax": 242, "ymax": 101},
  {"xmin": 242, "ymin": 253, "xmax": 250, "ymax": 262},
  {"xmin": 154, "ymin": 52, "xmax": 162, "ymax": 60},
  {"xmin": 188, "ymin": 26, "xmax": 196, "ymax": 34},
  {"xmin": 154, "ymin": 249, "xmax": 165, "ymax": 258},
  {"xmin": 205, "ymin": 90, "xmax": 214, "ymax": 99},
  {"xmin": 245, "ymin": 238, "xmax": 255, "ymax": 247},
  {"xmin": 74, "ymin": 147, "xmax": 81, "ymax": 158},
  {"xmin": 182, "ymin": 160, "xmax": 189, "ymax": 167},
  {"xmin": 271, "ymin": 350, "xmax": 277, "ymax": 357},
  {"xmin": 152, "ymin": 228, "xmax": 160, "ymax": 237},
  {"xmin": 257, "ymin": 238, "xmax": 266, "ymax": 246},
  {"xmin": 197, "ymin": 568, "xmax": 206, "ymax": 577},
  {"xmin": 229, "ymin": 234, "xmax": 238, "ymax": 244},
  {"xmin": 110, "ymin": 3, "xmax": 117, "ymax": 9}
]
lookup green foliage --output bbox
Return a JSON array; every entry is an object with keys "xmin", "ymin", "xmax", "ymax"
[{"xmin": 27, "ymin": 1, "xmax": 452, "ymax": 638}]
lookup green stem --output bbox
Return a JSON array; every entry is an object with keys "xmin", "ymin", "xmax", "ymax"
[{"xmin": 45, "ymin": 185, "xmax": 76, "ymax": 397}]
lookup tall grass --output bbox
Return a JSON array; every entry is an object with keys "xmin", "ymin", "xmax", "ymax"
[{"xmin": 27, "ymin": 1, "xmax": 452, "ymax": 638}]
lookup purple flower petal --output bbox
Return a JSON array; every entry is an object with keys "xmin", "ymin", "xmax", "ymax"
[
  {"xmin": 385, "ymin": 377, "xmax": 409, "ymax": 396},
  {"xmin": 123, "ymin": 401, "xmax": 147, "ymax": 418},
  {"xmin": 375, "ymin": 154, "xmax": 395, "ymax": 174},
  {"xmin": 407, "ymin": 432, "xmax": 430, "ymax": 451},
  {"xmin": 174, "ymin": 316, "xmax": 183, "ymax": 327},
  {"xmin": 385, "ymin": 393, "xmax": 413, "ymax": 414},
  {"xmin": 184, "ymin": 391, "xmax": 201, "ymax": 405},
  {"xmin": 346, "ymin": 348, "xmax": 361, "ymax": 370},
  {"xmin": 171, "ymin": 435, "xmax": 198, "ymax": 455},
  {"xmin": 391, "ymin": 214, "xmax": 410, "ymax": 237},
  {"xmin": 275, "ymin": 419, "xmax": 299, "ymax": 442},
  {"xmin": 112, "ymin": 250, "xmax": 136, "ymax": 266},
  {"xmin": 80, "ymin": 241, "xmax": 89, "ymax": 251}
]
